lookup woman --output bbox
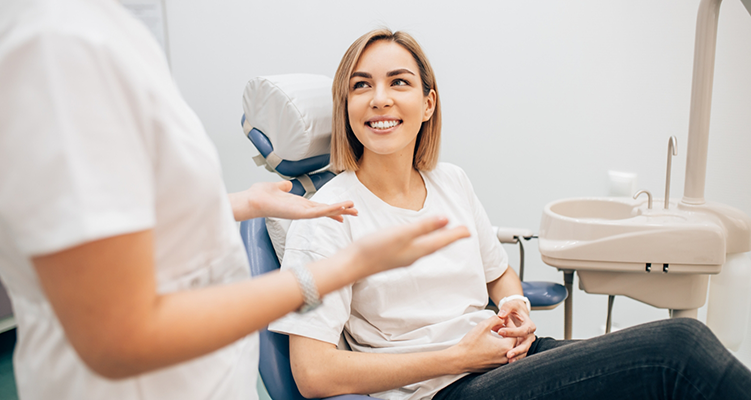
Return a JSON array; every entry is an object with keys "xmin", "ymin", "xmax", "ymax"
[
  {"xmin": 0, "ymin": 2, "xmax": 469, "ymax": 399},
  {"xmin": 269, "ymin": 29, "xmax": 751, "ymax": 400}
]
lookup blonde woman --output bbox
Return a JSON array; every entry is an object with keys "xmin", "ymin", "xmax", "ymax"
[{"xmin": 269, "ymin": 29, "xmax": 751, "ymax": 400}]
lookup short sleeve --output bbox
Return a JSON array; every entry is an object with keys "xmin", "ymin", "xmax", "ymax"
[
  {"xmin": 0, "ymin": 30, "xmax": 155, "ymax": 256},
  {"xmin": 268, "ymin": 216, "xmax": 354, "ymax": 345},
  {"xmin": 454, "ymin": 166, "xmax": 508, "ymax": 282}
]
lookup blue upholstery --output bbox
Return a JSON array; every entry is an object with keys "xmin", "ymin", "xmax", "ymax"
[
  {"xmin": 522, "ymin": 281, "xmax": 568, "ymax": 309},
  {"xmin": 242, "ymin": 115, "xmax": 331, "ymax": 178},
  {"xmin": 289, "ymin": 171, "xmax": 336, "ymax": 197},
  {"xmin": 240, "ymin": 218, "xmax": 373, "ymax": 400}
]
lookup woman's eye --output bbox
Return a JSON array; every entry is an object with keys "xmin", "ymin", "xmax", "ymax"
[
  {"xmin": 353, "ymin": 81, "xmax": 369, "ymax": 89},
  {"xmin": 392, "ymin": 78, "xmax": 409, "ymax": 86}
]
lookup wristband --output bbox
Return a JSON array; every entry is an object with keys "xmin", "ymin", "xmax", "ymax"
[
  {"xmin": 290, "ymin": 265, "xmax": 322, "ymax": 313},
  {"xmin": 498, "ymin": 295, "xmax": 531, "ymax": 313}
]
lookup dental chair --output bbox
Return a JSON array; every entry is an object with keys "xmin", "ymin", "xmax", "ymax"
[
  {"xmin": 241, "ymin": 217, "xmax": 368, "ymax": 400},
  {"xmin": 238, "ymin": 74, "xmax": 568, "ymax": 399}
]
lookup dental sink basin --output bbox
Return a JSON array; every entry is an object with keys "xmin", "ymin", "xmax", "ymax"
[
  {"xmin": 540, "ymin": 197, "xmax": 726, "ymax": 274},
  {"xmin": 549, "ymin": 198, "xmax": 640, "ymax": 220},
  {"xmin": 538, "ymin": 197, "xmax": 750, "ymax": 311}
]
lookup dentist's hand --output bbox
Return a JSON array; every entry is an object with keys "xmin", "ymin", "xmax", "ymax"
[
  {"xmin": 229, "ymin": 181, "xmax": 358, "ymax": 222},
  {"xmin": 497, "ymin": 302, "xmax": 536, "ymax": 363},
  {"xmin": 447, "ymin": 316, "xmax": 516, "ymax": 373},
  {"xmin": 351, "ymin": 216, "xmax": 470, "ymax": 276}
]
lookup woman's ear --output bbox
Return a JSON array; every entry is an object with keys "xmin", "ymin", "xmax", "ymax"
[{"xmin": 422, "ymin": 89, "xmax": 436, "ymax": 122}]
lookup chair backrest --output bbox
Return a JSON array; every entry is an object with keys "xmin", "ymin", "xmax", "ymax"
[{"xmin": 240, "ymin": 217, "xmax": 309, "ymax": 400}]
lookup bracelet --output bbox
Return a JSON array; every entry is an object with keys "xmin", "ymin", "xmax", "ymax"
[
  {"xmin": 290, "ymin": 265, "xmax": 322, "ymax": 313},
  {"xmin": 497, "ymin": 295, "xmax": 531, "ymax": 313}
]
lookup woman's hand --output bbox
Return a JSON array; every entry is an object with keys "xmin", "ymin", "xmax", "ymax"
[
  {"xmin": 229, "ymin": 181, "xmax": 357, "ymax": 222},
  {"xmin": 351, "ymin": 216, "xmax": 470, "ymax": 276},
  {"xmin": 497, "ymin": 301, "xmax": 537, "ymax": 363},
  {"xmin": 447, "ymin": 316, "xmax": 516, "ymax": 373}
]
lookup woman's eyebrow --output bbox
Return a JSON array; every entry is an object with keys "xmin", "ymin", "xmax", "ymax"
[
  {"xmin": 387, "ymin": 68, "xmax": 415, "ymax": 77},
  {"xmin": 351, "ymin": 71, "xmax": 371, "ymax": 79}
]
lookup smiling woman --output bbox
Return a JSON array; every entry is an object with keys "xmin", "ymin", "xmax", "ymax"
[
  {"xmin": 267, "ymin": 28, "xmax": 751, "ymax": 400},
  {"xmin": 331, "ymin": 29, "xmax": 441, "ymax": 174}
]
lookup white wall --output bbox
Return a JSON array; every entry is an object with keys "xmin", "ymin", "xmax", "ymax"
[{"xmin": 164, "ymin": 0, "xmax": 751, "ymax": 365}]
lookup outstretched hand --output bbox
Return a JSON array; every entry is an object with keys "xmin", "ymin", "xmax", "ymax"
[
  {"xmin": 229, "ymin": 181, "xmax": 358, "ymax": 222},
  {"xmin": 497, "ymin": 301, "xmax": 537, "ymax": 363},
  {"xmin": 352, "ymin": 216, "xmax": 470, "ymax": 276}
]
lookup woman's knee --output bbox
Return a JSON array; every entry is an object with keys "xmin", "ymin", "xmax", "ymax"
[
  {"xmin": 650, "ymin": 318, "xmax": 717, "ymax": 354},
  {"xmin": 664, "ymin": 318, "xmax": 712, "ymax": 339}
]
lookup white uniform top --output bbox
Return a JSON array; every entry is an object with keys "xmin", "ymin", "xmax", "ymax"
[
  {"xmin": 269, "ymin": 163, "xmax": 508, "ymax": 400},
  {"xmin": 0, "ymin": 1, "xmax": 258, "ymax": 399}
]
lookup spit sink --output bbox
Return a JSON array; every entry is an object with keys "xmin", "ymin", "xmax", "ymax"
[{"xmin": 538, "ymin": 197, "xmax": 749, "ymax": 310}]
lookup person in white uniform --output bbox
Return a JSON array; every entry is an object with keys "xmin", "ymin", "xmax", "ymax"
[
  {"xmin": 269, "ymin": 29, "xmax": 751, "ymax": 400},
  {"xmin": 0, "ymin": 2, "xmax": 469, "ymax": 399}
]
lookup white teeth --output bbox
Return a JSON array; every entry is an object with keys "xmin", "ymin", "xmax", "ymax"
[{"xmin": 370, "ymin": 120, "xmax": 399, "ymax": 130}]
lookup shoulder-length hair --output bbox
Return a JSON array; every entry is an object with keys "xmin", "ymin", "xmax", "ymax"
[{"xmin": 330, "ymin": 29, "xmax": 441, "ymax": 172}]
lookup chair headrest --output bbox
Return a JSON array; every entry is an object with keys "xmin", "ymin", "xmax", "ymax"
[
  {"xmin": 242, "ymin": 73, "xmax": 333, "ymax": 164},
  {"xmin": 241, "ymin": 74, "xmax": 335, "ymax": 196}
]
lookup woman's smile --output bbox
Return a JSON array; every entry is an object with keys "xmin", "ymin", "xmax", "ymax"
[{"xmin": 366, "ymin": 117, "xmax": 402, "ymax": 133}]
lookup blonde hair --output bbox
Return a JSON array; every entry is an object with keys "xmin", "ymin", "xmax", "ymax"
[{"xmin": 331, "ymin": 29, "xmax": 441, "ymax": 172}]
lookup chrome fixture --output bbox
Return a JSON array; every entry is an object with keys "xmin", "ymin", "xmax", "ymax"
[{"xmin": 633, "ymin": 189, "xmax": 653, "ymax": 209}]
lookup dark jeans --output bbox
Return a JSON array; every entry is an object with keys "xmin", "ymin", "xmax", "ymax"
[{"xmin": 433, "ymin": 318, "xmax": 751, "ymax": 400}]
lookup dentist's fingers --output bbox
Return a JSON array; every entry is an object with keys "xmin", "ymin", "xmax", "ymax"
[
  {"xmin": 243, "ymin": 181, "xmax": 359, "ymax": 222},
  {"xmin": 275, "ymin": 180, "xmax": 294, "ymax": 192},
  {"xmin": 310, "ymin": 201, "xmax": 358, "ymax": 222},
  {"xmin": 356, "ymin": 216, "xmax": 470, "ymax": 274},
  {"xmin": 408, "ymin": 224, "xmax": 471, "ymax": 258}
]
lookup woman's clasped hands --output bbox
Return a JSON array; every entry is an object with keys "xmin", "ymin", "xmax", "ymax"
[
  {"xmin": 448, "ymin": 301, "xmax": 537, "ymax": 374},
  {"xmin": 497, "ymin": 301, "xmax": 537, "ymax": 363}
]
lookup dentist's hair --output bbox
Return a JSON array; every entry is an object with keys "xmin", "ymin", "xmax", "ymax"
[{"xmin": 330, "ymin": 29, "xmax": 441, "ymax": 173}]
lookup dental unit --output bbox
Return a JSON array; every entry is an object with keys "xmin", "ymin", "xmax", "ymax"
[{"xmin": 539, "ymin": 0, "xmax": 751, "ymax": 349}]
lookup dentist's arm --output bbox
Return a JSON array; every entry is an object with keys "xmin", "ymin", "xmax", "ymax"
[
  {"xmin": 32, "ymin": 216, "xmax": 467, "ymax": 379},
  {"xmin": 228, "ymin": 180, "xmax": 357, "ymax": 222},
  {"xmin": 290, "ymin": 316, "xmax": 515, "ymax": 399}
]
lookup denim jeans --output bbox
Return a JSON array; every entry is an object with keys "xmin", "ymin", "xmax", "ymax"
[{"xmin": 433, "ymin": 318, "xmax": 751, "ymax": 400}]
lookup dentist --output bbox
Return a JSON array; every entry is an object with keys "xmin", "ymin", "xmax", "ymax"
[{"xmin": 0, "ymin": 1, "xmax": 469, "ymax": 399}]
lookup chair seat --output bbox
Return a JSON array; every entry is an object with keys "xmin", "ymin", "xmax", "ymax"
[{"xmin": 522, "ymin": 281, "xmax": 568, "ymax": 310}]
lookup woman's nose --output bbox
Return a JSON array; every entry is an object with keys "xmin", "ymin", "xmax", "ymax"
[{"xmin": 369, "ymin": 85, "xmax": 393, "ymax": 109}]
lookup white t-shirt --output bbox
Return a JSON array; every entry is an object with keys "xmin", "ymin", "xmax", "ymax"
[
  {"xmin": 0, "ymin": 1, "xmax": 258, "ymax": 399},
  {"xmin": 269, "ymin": 163, "xmax": 508, "ymax": 400}
]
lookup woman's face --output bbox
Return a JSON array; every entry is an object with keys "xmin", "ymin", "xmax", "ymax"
[{"xmin": 347, "ymin": 40, "xmax": 435, "ymax": 162}]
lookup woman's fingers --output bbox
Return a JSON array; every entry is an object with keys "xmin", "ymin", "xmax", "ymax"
[
  {"xmin": 497, "ymin": 308, "xmax": 536, "ymax": 339},
  {"xmin": 498, "ymin": 322, "xmax": 535, "ymax": 338},
  {"xmin": 456, "ymin": 316, "xmax": 515, "ymax": 372},
  {"xmin": 507, "ymin": 334, "xmax": 535, "ymax": 363}
]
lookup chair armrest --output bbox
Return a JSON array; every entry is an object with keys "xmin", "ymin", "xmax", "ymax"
[{"xmin": 493, "ymin": 226, "xmax": 535, "ymax": 244}]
